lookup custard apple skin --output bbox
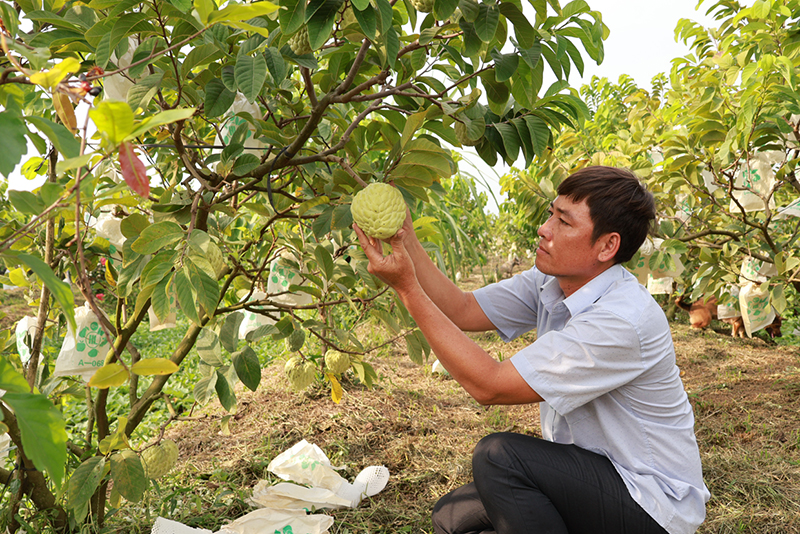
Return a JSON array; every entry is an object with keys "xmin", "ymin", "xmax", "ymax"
[
  {"xmin": 324, "ymin": 350, "xmax": 351, "ymax": 375},
  {"xmin": 285, "ymin": 356, "xmax": 316, "ymax": 390},
  {"xmin": 410, "ymin": 0, "xmax": 434, "ymax": 13},
  {"xmin": 289, "ymin": 26, "xmax": 313, "ymax": 55},
  {"xmin": 350, "ymin": 183, "xmax": 407, "ymax": 239},
  {"xmin": 141, "ymin": 439, "xmax": 179, "ymax": 479}
]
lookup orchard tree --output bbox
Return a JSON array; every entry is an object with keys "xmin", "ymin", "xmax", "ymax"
[
  {"xmin": 0, "ymin": 0, "xmax": 607, "ymax": 530},
  {"xmin": 501, "ymin": 0, "xmax": 800, "ymax": 329}
]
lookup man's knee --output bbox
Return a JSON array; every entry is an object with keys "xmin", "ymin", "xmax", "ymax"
[{"xmin": 473, "ymin": 432, "xmax": 515, "ymax": 474}]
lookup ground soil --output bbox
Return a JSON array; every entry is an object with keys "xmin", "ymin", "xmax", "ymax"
[{"xmin": 159, "ymin": 264, "xmax": 800, "ymax": 533}]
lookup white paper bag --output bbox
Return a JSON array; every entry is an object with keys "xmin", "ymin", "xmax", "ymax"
[
  {"xmin": 248, "ymin": 481, "xmax": 351, "ymax": 511},
  {"xmin": 647, "ymin": 275, "xmax": 673, "ymax": 295},
  {"xmin": 149, "ymin": 291, "xmax": 178, "ymax": 332},
  {"xmin": 738, "ymin": 282, "xmax": 776, "ymax": 337},
  {"xmin": 267, "ymin": 440, "xmax": 346, "ymax": 492},
  {"xmin": 649, "ymin": 238, "xmax": 684, "ymax": 279},
  {"xmin": 217, "ymin": 508, "xmax": 333, "ymax": 534},
  {"xmin": 54, "ymin": 303, "xmax": 111, "ymax": 381},
  {"xmin": 729, "ymin": 153, "xmax": 776, "ymax": 213},
  {"xmin": 15, "ymin": 316, "xmax": 37, "ymax": 364},
  {"xmin": 268, "ymin": 255, "xmax": 313, "ymax": 307},
  {"xmin": 716, "ymin": 286, "xmax": 741, "ymax": 320},
  {"xmin": 238, "ymin": 291, "xmax": 276, "ymax": 339}
]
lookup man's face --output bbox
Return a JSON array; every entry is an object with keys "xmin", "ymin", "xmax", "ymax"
[{"xmin": 535, "ymin": 195, "xmax": 611, "ymax": 296}]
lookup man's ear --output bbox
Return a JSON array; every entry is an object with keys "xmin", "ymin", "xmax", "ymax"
[{"xmin": 597, "ymin": 233, "xmax": 621, "ymax": 263}]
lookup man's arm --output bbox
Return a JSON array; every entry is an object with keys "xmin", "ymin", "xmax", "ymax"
[
  {"xmin": 354, "ymin": 221, "xmax": 543, "ymax": 406},
  {"xmin": 395, "ymin": 211, "xmax": 495, "ymax": 332}
]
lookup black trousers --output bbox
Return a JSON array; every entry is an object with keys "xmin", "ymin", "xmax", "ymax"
[{"xmin": 432, "ymin": 433, "xmax": 669, "ymax": 534}]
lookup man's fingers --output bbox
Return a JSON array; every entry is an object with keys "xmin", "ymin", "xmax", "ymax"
[{"xmin": 353, "ymin": 223, "xmax": 382, "ymax": 261}]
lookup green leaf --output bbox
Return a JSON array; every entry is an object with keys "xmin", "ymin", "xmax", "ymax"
[
  {"xmin": 352, "ymin": 5, "xmax": 377, "ymax": 40},
  {"xmin": 523, "ymin": 114, "xmax": 550, "ymax": 157},
  {"xmin": 24, "ymin": 115, "xmax": 81, "ymax": 159},
  {"xmin": 110, "ymin": 450, "xmax": 147, "ymax": 503},
  {"xmin": 279, "ymin": 0, "xmax": 306, "ymax": 34},
  {"xmin": 235, "ymin": 53, "xmax": 267, "ymax": 103},
  {"xmin": 67, "ymin": 457, "xmax": 106, "ymax": 521},
  {"xmin": 194, "ymin": 0, "xmax": 216, "ymax": 24},
  {"xmin": 307, "ymin": 0, "xmax": 343, "ymax": 50},
  {"xmin": 197, "ymin": 328, "xmax": 224, "ymax": 366},
  {"xmin": 150, "ymin": 274, "xmax": 172, "ymax": 321},
  {"xmin": 495, "ymin": 122, "xmax": 521, "ymax": 163},
  {"xmin": 126, "ymin": 108, "xmax": 196, "ymax": 140},
  {"xmin": 499, "ymin": 3, "xmax": 535, "ymax": 49},
  {"xmin": 264, "ymin": 47, "xmax": 287, "ymax": 82},
  {"xmin": 314, "ymin": 245, "xmax": 334, "ymax": 280},
  {"xmin": 220, "ymin": 312, "xmax": 243, "ymax": 353},
  {"xmin": 207, "ymin": 1, "xmax": 278, "ymax": 25},
  {"xmin": 140, "ymin": 249, "xmax": 179, "ymax": 288},
  {"xmin": 491, "ymin": 49, "xmax": 519, "ymax": 83},
  {"xmin": 233, "ymin": 346, "xmax": 261, "ymax": 391},
  {"xmin": 186, "ymin": 259, "xmax": 220, "ymax": 316},
  {"xmin": 131, "ymin": 221, "xmax": 184, "ymax": 254},
  {"xmin": 205, "ymin": 79, "xmax": 236, "ymax": 119},
  {"xmin": 8, "ymin": 190, "xmax": 45, "ymax": 216},
  {"xmin": 3, "ymin": 392, "xmax": 68, "ymax": 487},
  {"xmin": 14, "ymin": 253, "xmax": 75, "ymax": 332},
  {"xmin": 0, "ymin": 109, "xmax": 28, "ymax": 178},
  {"xmin": 214, "ymin": 368, "xmax": 237, "ymax": 411},
  {"xmin": 127, "ymin": 73, "xmax": 164, "ymax": 113},
  {"xmin": 0, "ymin": 356, "xmax": 30, "ymax": 393},
  {"xmin": 194, "ymin": 373, "xmax": 218, "ymax": 404},
  {"xmin": 473, "ymin": 3, "xmax": 499, "ymax": 42},
  {"xmin": 174, "ymin": 268, "xmax": 201, "ymax": 325},
  {"xmin": 89, "ymin": 101, "xmax": 135, "ymax": 147},
  {"xmin": 433, "ymin": 0, "xmax": 458, "ymax": 20}
]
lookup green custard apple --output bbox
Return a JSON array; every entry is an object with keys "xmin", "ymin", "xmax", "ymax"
[
  {"xmin": 289, "ymin": 26, "xmax": 313, "ymax": 55},
  {"xmin": 324, "ymin": 350, "xmax": 351, "ymax": 375},
  {"xmin": 350, "ymin": 183, "xmax": 407, "ymax": 239},
  {"xmin": 410, "ymin": 0, "xmax": 434, "ymax": 13},
  {"xmin": 141, "ymin": 439, "xmax": 179, "ymax": 479},
  {"xmin": 285, "ymin": 356, "xmax": 316, "ymax": 390}
]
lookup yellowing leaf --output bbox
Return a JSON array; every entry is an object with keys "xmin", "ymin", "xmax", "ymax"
[
  {"xmin": 8, "ymin": 267, "xmax": 29, "ymax": 287},
  {"xmin": 88, "ymin": 363, "xmax": 129, "ymax": 389},
  {"xmin": 29, "ymin": 57, "xmax": 81, "ymax": 89},
  {"xmin": 326, "ymin": 372, "xmax": 343, "ymax": 404},
  {"xmin": 53, "ymin": 93, "xmax": 78, "ymax": 132},
  {"xmin": 130, "ymin": 358, "xmax": 179, "ymax": 376}
]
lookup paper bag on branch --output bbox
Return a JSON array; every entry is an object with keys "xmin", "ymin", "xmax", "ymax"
[
  {"xmin": 149, "ymin": 291, "xmax": 178, "ymax": 332},
  {"xmin": 15, "ymin": 316, "xmax": 38, "ymax": 364},
  {"xmin": 738, "ymin": 282, "xmax": 776, "ymax": 338},
  {"xmin": 646, "ymin": 275, "xmax": 673, "ymax": 295},
  {"xmin": 717, "ymin": 286, "xmax": 742, "ymax": 320},
  {"xmin": 729, "ymin": 153, "xmax": 776, "ymax": 213},
  {"xmin": 649, "ymin": 238, "xmax": 684, "ymax": 279},
  {"xmin": 627, "ymin": 239, "xmax": 655, "ymax": 285},
  {"xmin": 54, "ymin": 303, "xmax": 111, "ymax": 381},
  {"xmin": 238, "ymin": 291, "xmax": 276, "ymax": 339},
  {"xmin": 268, "ymin": 254, "xmax": 313, "ymax": 307}
]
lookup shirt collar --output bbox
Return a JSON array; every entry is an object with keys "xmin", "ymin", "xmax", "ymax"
[{"xmin": 540, "ymin": 264, "xmax": 627, "ymax": 316}]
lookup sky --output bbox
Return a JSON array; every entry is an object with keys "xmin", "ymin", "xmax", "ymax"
[
  {"xmin": 5, "ymin": 0, "xmax": 722, "ymax": 202},
  {"xmin": 461, "ymin": 0, "xmax": 722, "ymax": 212}
]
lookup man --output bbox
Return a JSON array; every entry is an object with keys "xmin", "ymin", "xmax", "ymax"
[{"xmin": 353, "ymin": 166, "xmax": 709, "ymax": 534}]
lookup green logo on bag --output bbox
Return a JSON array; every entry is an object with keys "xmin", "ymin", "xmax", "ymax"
[
  {"xmin": 76, "ymin": 321, "xmax": 108, "ymax": 358},
  {"xmin": 273, "ymin": 527, "xmax": 292, "ymax": 534}
]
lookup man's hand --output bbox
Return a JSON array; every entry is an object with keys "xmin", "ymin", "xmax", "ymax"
[{"xmin": 353, "ymin": 214, "xmax": 419, "ymax": 296}]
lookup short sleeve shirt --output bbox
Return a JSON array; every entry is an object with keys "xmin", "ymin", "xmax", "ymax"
[{"xmin": 473, "ymin": 264, "xmax": 710, "ymax": 534}]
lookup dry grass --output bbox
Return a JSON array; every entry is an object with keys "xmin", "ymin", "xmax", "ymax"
[{"xmin": 123, "ymin": 284, "xmax": 800, "ymax": 533}]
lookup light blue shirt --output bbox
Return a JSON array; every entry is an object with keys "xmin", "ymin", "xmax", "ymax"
[{"xmin": 473, "ymin": 264, "xmax": 710, "ymax": 534}]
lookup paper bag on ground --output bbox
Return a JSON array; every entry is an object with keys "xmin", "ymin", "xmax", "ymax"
[
  {"xmin": 267, "ymin": 440, "xmax": 346, "ymax": 491},
  {"xmin": 217, "ymin": 508, "xmax": 333, "ymax": 534},
  {"xmin": 150, "ymin": 517, "xmax": 212, "ymax": 534},
  {"xmin": 248, "ymin": 481, "xmax": 351, "ymax": 511}
]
